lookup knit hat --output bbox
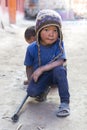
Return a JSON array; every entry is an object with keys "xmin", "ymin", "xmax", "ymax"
[
  {"xmin": 35, "ymin": 9, "xmax": 63, "ymax": 66},
  {"xmin": 36, "ymin": 9, "xmax": 62, "ymax": 39}
]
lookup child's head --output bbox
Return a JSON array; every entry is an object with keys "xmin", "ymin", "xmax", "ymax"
[
  {"xmin": 24, "ymin": 26, "xmax": 36, "ymax": 44},
  {"xmin": 35, "ymin": 9, "xmax": 63, "ymax": 45}
]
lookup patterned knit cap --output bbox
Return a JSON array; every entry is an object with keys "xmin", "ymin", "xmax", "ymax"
[
  {"xmin": 35, "ymin": 9, "xmax": 63, "ymax": 66},
  {"xmin": 36, "ymin": 9, "xmax": 62, "ymax": 38}
]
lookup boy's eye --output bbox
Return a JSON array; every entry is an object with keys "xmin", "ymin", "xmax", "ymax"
[
  {"xmin": 54, "ymin": 29, "xmax": 57, "ymax": 32},
  {"xmin": 44, "ymin": 29, "xmax": 57, "ymax": 32},
  {"xmin": 44, "ymin": 28, "xmax": 48, "ymax": 31}
]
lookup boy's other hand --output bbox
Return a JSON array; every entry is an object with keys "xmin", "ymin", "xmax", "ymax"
[{"xmin": 32, "ymin": 67, "xmax": 43, "ymax": 82}]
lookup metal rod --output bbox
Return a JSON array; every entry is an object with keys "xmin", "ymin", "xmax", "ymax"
[{"xmin": 11, "ymin": 93, "xmax": 29, "ymax": 122}]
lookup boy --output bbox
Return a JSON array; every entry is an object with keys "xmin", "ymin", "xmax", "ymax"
[
  {"xmin": 24, "ymin": 26, "xmax": 36, "ymax": 85},
  {"xmin": 24, "ymin": 26, "xmax": 36, "ymax": 44},
  {"xmin": 24, "ymin": 9, "xmax": 70, "ymax": 117}
]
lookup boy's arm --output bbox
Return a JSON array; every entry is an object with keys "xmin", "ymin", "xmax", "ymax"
[
  {"xmin": 32, "ymin": 59, "xmax": 64, "ymax": 82},
  {"xmin": 41, "ymin": 59, "xmax": 64, "ymax": 72},
  {"xmin": 26, "ymin": 66, "xmax": 33, "ymax": 83}
]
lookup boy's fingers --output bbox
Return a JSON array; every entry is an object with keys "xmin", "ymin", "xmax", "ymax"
[{"xmin": 34, "ymin": 75, "xmax": 38, "ymax": 82}]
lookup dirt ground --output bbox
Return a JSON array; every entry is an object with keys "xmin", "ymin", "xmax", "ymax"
[{"xmin": 0, "ymin": 20, "xmax": 87, "ymax": 130}]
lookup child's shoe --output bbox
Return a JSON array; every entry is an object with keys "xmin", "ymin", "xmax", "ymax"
[
  {"xmin": 35, "ymin": 87, "xmax": 51, "ymax": 102},
  {"xmin": 56, "ymin": 102, "xmax": 70, "ymax": 117}
]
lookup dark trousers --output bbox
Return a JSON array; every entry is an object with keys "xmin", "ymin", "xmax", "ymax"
[{"xmin": 27, "ymin": 66, "xmax": 70, "ymax": 103}]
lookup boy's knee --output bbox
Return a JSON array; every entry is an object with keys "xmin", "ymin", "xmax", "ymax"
[
  {"xmin": 27, "ymin": 86, "xmax": 41, "ymax": 97},
  {"xmin": 27, "ymin": 88, "xmax": 37, "ymax": 97},
  {"xmin": 53, "ymin": 66, "xmax": 65, "ymax": 73},
  {"xmin": 53, "ymin": 66, "xmax": 66, "ymax": 80}
]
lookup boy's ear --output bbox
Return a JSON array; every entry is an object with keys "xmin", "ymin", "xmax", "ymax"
[{"xmin": 32, "ymin": 36, "xmax": 36, "ymax": 41}]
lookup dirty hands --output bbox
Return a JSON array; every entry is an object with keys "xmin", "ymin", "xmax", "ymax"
[
  {"xmin": 31, "ymin": 60, "xmax": 61, "ymax": 82},
  {"xmin": 31, "ymin": 67, "xmax": 44, "ymax": 82}
]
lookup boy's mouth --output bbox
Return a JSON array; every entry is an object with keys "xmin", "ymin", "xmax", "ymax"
[{"xmin": 47, "ymin": 38, "xmax": 54, "ymax": 41}]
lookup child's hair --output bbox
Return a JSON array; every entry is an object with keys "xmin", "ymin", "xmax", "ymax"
[{"xmin": 24, "ymin": 26, "xmax": 36, "ymax": 41}]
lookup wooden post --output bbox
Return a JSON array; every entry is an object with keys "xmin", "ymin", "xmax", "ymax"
[
  {"xmin": 20, "ymin": 0, "xmax": 25, "ymax": 13},
  {"xmin": 17, "ymin": 0, "xmax": 24, "ymax": 13},
  {"xmin": 0, "ymin": 0, "xmax": 6, "ymax": 13},
  {"xmin": 8, "ymin": 0, "xmax": 16, "ymax": 24}
]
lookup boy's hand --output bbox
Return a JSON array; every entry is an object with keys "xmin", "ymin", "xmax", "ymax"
[
  {"xmin": 32, "ymin": 59, "xmax": 64, "ymax": 82},
  {"xmin": 32, "ymin": 67, "xmax": 43, "ymax": 82}
]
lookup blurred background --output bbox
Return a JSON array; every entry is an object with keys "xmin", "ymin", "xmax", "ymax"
[{"xmin": 0, "ymin": 0, "xmax": 87, "ymax": 27}]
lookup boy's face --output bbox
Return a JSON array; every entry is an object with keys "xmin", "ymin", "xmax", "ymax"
[{"xmin": 40, "ymin": 25, "xmax": 58, "ymax": 46}]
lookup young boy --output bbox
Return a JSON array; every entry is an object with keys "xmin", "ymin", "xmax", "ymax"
[
  {"xmin": 24, "ymin": 26, "xmax": 36, "ymax": 44},
  {"xmin": 24, "ymin": 26, "xmax": 36, "ymax": 85},
  {"xmin": 24, "ymin": 9, "xmax": 70, "ymax": 117}
]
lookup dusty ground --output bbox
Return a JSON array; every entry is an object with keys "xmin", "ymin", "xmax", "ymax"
[{"xmin": 0, "ymin": 20, "xmax": 87, "ymax": 130}]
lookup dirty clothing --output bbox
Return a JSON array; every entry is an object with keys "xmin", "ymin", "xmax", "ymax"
[
  {"xmin": 27, "ymin": 66, "xmax": 70, "ymax": 103},
  {"xmin": 24, "ymin": 39, "xmax": 70, "ymax": 103},
  {"xmin": 24, "ymin": 39, "xmax": 66, "ymax": 70}
]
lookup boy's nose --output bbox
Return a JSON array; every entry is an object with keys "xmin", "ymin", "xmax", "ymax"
[{"xmin": 49, "ymin": 30, "xmax": 54, "ymax": 36}]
